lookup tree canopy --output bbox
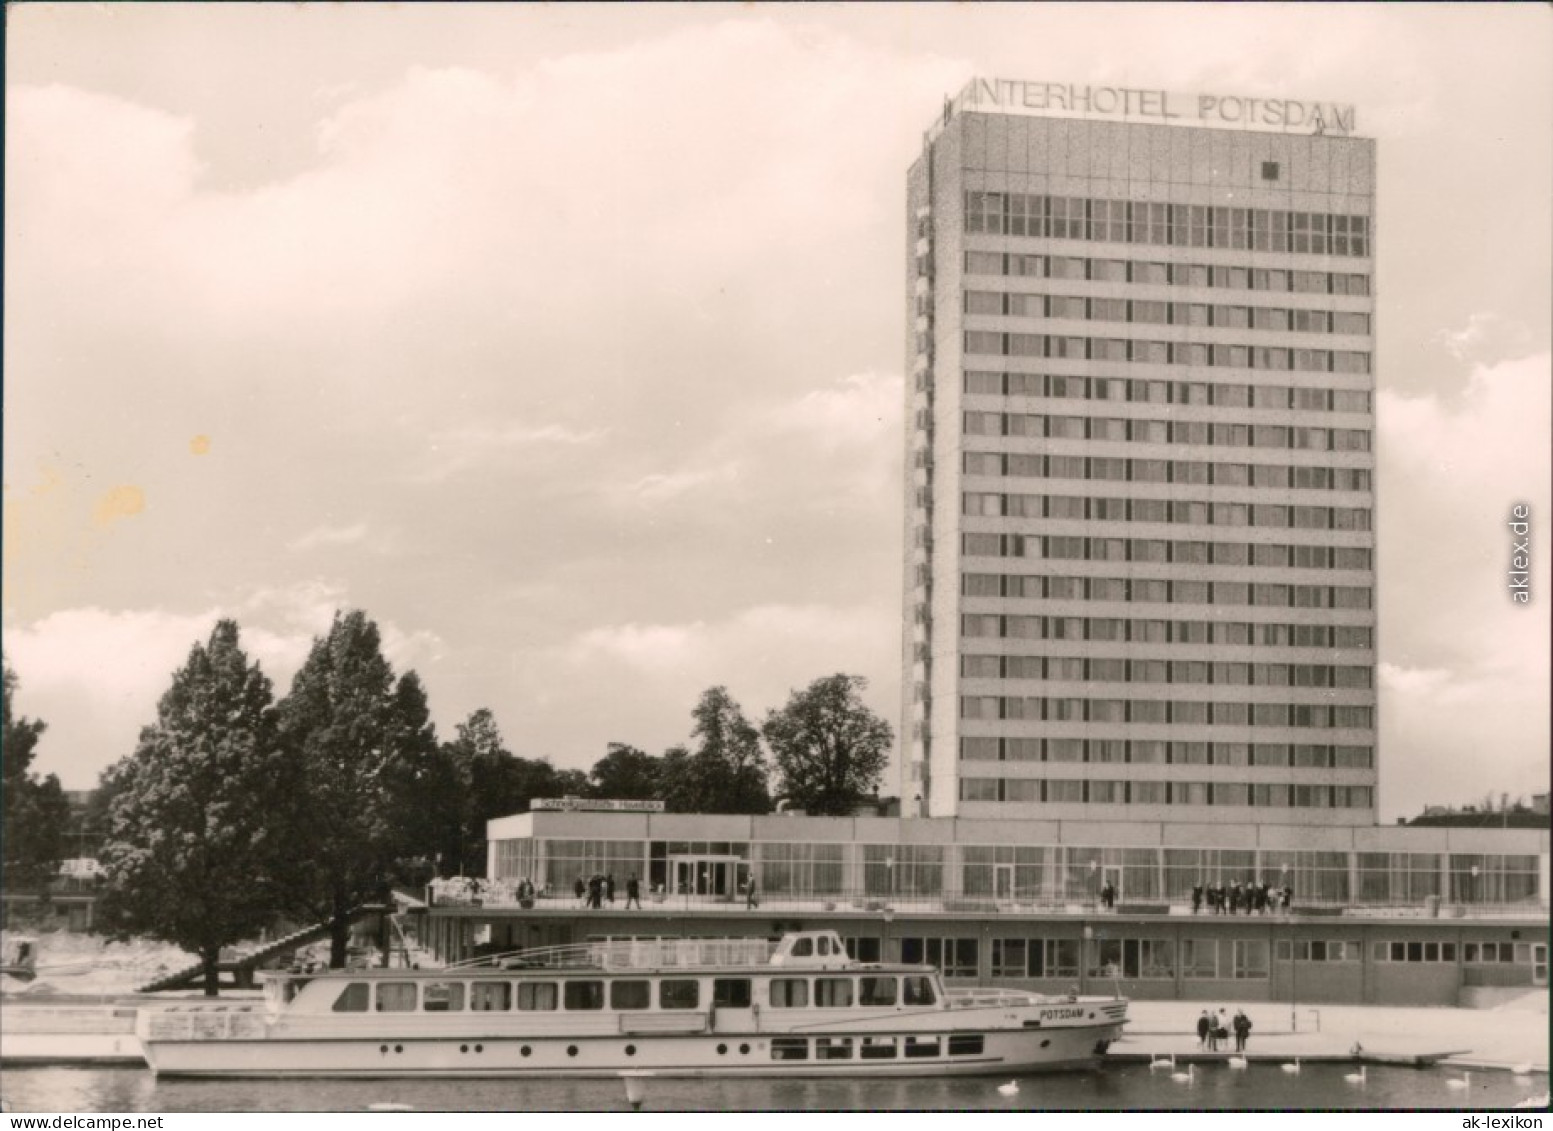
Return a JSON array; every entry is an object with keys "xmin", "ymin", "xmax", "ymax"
[
  {"xmin": 96, "ymin": 622, "xmax": 284, "ymax": 994},
  {"xmin": 659, "ymin": 687, "xmax": 770, "ymax": 814},
  {"xmin": 588, "ymin": 743, "xmax": 661, "ymax": 800},
  {"xmin": 2, "ymin": 655, "xmax": 70, "ymax": 888},
  {"xmin": 763, "ymin": 674, "xmax": 892, "ymax": 817},
  {"xmin": 273, "ymin": 611, "xmax": 432, "ymax": 966},
  {"xmin": 441, "ymin": 708, "xmax": 593, "ymax": 876}
]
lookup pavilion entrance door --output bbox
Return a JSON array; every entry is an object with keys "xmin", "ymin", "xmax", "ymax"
[
  {"xmin": 670, "ymin": 855, "xmax": 746, "ymax": 900},
  {"xmin": 1101, "ymin": 865, "xmax": 1124, "ymax": 904},
  {"xmin": 995, "ymin": 864, "xmax": 1016, "ymax": 901}
]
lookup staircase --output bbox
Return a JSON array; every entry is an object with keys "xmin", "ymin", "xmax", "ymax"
[{"xmin": 136, "ymin": 904, "xmax": 390, "ymax": 993}]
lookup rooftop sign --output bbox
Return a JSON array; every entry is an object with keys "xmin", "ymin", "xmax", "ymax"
[
  {"xmin": 531, "ymin": 797, "xmax": 666, "ymax": 813},
  {"xmin": 954, "ymin": 78, "xmax": 1356, "ymax": 137}
]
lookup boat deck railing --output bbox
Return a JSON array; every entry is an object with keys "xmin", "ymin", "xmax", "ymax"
[
  {"xmin": 432, "ymin": 886, "xmax": 1549, "ymax": 921},
  {"xmin": 944, "ymin": 987, "xmax": 1049, "ymax": 1009},
  {"xmin": 450, "ymin": 936, "xmax": 779, "ymax": 972},
  {"xmin": 140, "ymin": 1006, "xmax": 268, "ymax": 1042}
]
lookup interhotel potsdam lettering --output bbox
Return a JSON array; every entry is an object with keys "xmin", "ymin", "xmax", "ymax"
[{"xmin": 422, "ymin": 81, "xmax": 1548, "ymax": 1007}]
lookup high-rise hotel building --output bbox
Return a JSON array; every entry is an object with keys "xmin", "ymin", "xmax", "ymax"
[{"xmin": 903, "ymin": 80, "xmax": 1378, "ymax": 824}]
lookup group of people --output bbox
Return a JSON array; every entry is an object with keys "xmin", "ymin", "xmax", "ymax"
[
  {"xmin": 1196, "ymin": 1007, "xmax": 1254, "ymax": 1052},
  {"xmin": 1191, "ymin": 879, "xmax": 1292, "ymax": 916},
  {"xmin": 1099, "ymin": 881, "xmax": 1118, "ymax": 909},
  {"xmin": 574, "ymin": 873, "xmax": 645, "ymax": 909}
]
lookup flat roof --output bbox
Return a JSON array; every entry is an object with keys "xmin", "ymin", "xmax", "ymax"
[{"xmin": 489, "ymin": 811, "xmax": 1549, "ymax": 854}]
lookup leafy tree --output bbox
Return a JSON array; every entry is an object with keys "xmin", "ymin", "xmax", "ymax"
[
  {"xmin": 763, "ymin": 674, "xmax": 893, "ymax": 817},
  {"xmin": 96, "ymin": 622, "xmax": 283, "ymax": 995},
  {"xmin": 273, "ymin": 610, "xmax": 429, "ymax": 967},
  {"xmin": 588, "ymin": 743, "xmax": 660, "ymax": 799},
  {"xmin": 1, "ymin": 656, "xmax": 70, "ymax": 887},
  {"xmin": 656, "ymin": 745, "xmax": 696, "ymax": 813},
  {"xmin": 441, "ymin": 709, "xmax": 592, "ymax": 876},
  {"xmin": 443, "ymin": 708, "xmax": 519, "ymax": 876},
  {"xmin": 378, "ymin": 671, "xmax": 455, "ymax": 885},
  {"xmin": 551, "ymin": 767, "xmax": 592, "ymax": 798},
  {"xmin": 659, "ymin": 687, "xmax": 769, "ymax": 813}
]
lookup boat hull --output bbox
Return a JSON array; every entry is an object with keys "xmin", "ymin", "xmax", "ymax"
[{"xmin": 140, "ymin": 1021, "xmax": 1123, "ymax": 1078}]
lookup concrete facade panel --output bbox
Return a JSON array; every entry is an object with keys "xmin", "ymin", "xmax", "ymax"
[
  {"xmin": 645, "ymin": 813, "xmax": 752, "ymax": 840},
  {"xmin": 963, "ymin": 112, "xmax": 986, "ymax": 169},
  {"xmin": 986, "ymin": 113, "xmax": 1009, "ymax": 171},
  {"xmin": 1007, "ymin": 116, "xmax": 1029, "ymax": 174}
]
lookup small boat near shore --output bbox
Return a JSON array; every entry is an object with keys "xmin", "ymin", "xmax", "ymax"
[{"xmin": 135, "ymin": 929, "xmax": 1128, "ymax": 1078}]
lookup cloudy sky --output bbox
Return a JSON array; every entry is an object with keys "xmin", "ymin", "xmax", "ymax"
[{"xmin": 4, "ymin": 4, "xmax": 1549, "ymax": 820}]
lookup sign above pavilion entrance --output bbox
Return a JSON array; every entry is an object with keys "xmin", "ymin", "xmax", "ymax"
[
  {"xmin": 954, "ymin": 77, "xmax": 1357, "ymax": 137},
  {"xmin": 531, "ymin": 797, "xmax": 666, "ymax": 813}
]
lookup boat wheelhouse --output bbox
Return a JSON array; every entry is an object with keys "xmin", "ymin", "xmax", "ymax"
[{"xmin": 136, "ymin": 930, "xmax": 1128, "ymax": 1078}]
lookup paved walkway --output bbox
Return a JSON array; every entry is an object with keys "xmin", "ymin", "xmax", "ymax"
[{"xmin": 1117, "ymin": 1000, "xmax": 1550, "ymax": 1071}]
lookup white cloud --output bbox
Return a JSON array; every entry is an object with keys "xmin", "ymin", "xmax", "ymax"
[
  {"xmin": 1377, "ymin": 663, "xmax": 1451, "ymax": 698},
  {"xmin": 768, "ymin": 372, "xmax": 903, "ymax": 449},
  {"xmin": 611, "ymin": 463, "xmax": 743, "ymax": 505},
  {"xmin": 1374, "ymin": 350, "xmax": 1551, "ymax": 816},
  {"xmin": 411, "ymin": 422, "xmax": 609, "ymax": 483},
  {"xmin": 287, "ymin": 520, "xmax": 370, "ymax": 553},
  {"xmin": 1434, "ymin": 313, "xmax": 1538, "ymax": 366}
]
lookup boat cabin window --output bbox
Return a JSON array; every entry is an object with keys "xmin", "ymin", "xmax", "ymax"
[
  {"xmin": 859, "ymin": 976, "xmax": 897, "ymax": 1006},
  {"xmin": 713, "ymin": 978, "xmax": 751, "ymax": 1008},
  {"xmin": 470, "ymin": 982, "xmax": 511, "ymax": 1011},
  {"xmin": 905, "ymin": 1035, "xmax": 941, "ymax": 1058},
  {"xmin": 790, "ymin": 937, "xmax": 814, "ymax": 958},
  {"xmin": 860, "ymin": 1036, "xmax": 897, "ymax": 1060},
  {"xmin": 332, "ymin": 982, "xmax": 371, "ymax": 1013},
  {"xmin": 903, "ymin": 976, "xmax": 936, "ymax": 1006},
  {"xmin": 817, "ymin": 935, "xmax": 836, "ymax": 957},
  {"xmin": 423, "ymin": 982, "xmax": 464, "ymax": 1012},
  {"xmin": 815, "ymin": 977, "xmax": 853, "ymax": 1008},
  {"xmin": 564, "ymin": 980, "xmax": 605, "ymax": 1011},
  {"xmin": 817, "ymin": 1037, "xmax": 853, "ymax": 1060},
  {"xmin": 771, "ymin": 1037, "xmax": 808, "ymax": 1061},
  {"xmin": 948, "ymin": 1034, "xmax": 985, "ymax": 1056},
  {"xmin": 660, "ymin": 979, "xmax": 699, "ymax": 1010},
  {"xmin": 517, "ymin": 982, "xmax": 558, "ymax": 1011},
  {"xmin": 376, "ymin": 983, "xmax": 417, "ymax": 1012},
  {"xmin": 770, "ymin": 978, "xmax": 808, "ymax": 1008},
  {"xmin": 610, "ymin": 980, "xmax": 650, "ymax": 1011}
]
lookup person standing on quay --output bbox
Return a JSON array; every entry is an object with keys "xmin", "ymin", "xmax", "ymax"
[
  {"xmin": 625, "ymin": 873, "xmax": 642, "ymax": 910},
  {"xmin": 1197, "ymin": 1010, "xmax": 1212, "ymax": 1049},
  {"xmin": 1191, "ymin": 883, "xmax": 1204, "ymax": 915},
  {"xmin": 1233, "ymin": 1009, "xmax": 1252, "ymax": 1052}
]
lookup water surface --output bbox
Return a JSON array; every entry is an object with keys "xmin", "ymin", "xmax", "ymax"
[{"xmin": 2, "ymin": 1063, "xmax": 1544, "ymax": 1112}]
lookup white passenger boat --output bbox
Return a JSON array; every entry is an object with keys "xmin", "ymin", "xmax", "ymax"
[{"xmin": 136, "ymin": 930, "xmax": 1128, "ymax": 1078}]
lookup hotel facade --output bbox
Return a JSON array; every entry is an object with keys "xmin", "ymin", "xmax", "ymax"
[
  {"xmin": 426, "ymin": 83, "xmax": 1548, "ymax": 1008},
  {"xmin": 902, "ymin": 80, "xmax": 1378, "ymax": 823}
]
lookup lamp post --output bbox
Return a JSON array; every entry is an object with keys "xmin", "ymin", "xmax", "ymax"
[
  {"xmin": 884, "ymin": 855, "xmax": 896, "ymax": 908},
  {"xmin": 1283, "ymin": 863, "xmax": 1296, "ymax": 1033},
  {"xmin": 1470, "ymin": 864, "xmax": 1481, "ymax": 912}
]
